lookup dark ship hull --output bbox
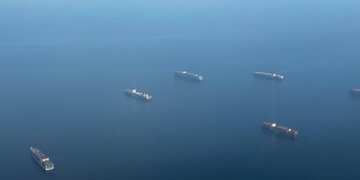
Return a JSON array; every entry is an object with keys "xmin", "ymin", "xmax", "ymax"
[{"xmin": 262, "ymin": 122, "xmax": 299, "ymax": 138}]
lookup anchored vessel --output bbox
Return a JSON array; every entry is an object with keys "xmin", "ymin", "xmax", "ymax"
[
  {"xmin": 254, "ymin": 72, "xmax": 284, "ymax": 80},
  {"xmin": 175, "ymin": 71, "xmax": 204, "ymax": 81},
  {"xmin": 262, "ymin": 122, "xmax": 299, "ymax": 138},
  {"xmin": 125, "ymin": 89, "xmax": 152, "ymax": 101},
  {"xmin": 30, "ymin": 147, "xmax": 54, "ymax": 171},
  {"xmin": 350, "ymin": 88, "xmax": 360, "ymax": 95}
]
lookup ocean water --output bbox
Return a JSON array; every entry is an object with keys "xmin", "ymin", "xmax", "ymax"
[{"xmin": 0, "ymin": 0, "xmax": 360, "ymax": 179}]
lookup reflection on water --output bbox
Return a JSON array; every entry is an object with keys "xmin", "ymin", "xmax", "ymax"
[{"xmin": 349, "ymin": 91, "xmax": 360, "ymax": 99}]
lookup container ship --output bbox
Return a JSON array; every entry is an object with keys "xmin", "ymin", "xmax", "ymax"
[
  {"xmin": 253, "ymin": 72, "xmax": 284, "ymax": 80},
  {"xmin": 30, "ymin": 147, "xmax": 54, "ymax": 171},
  {"xmin": 262, "ymin": 122, "xmax": 299, "ymax": 138},
  {"xmin": 175, "ymin": 71, "xmax": 204, "ymax": 81},
  {"xmin": 125, "ymin": 89, "xmax": 152, "ymax": 101}
]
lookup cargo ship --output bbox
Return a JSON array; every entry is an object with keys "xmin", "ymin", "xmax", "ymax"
[
  {"xmin": 30, "ymin": 147, "xmax": 54, "ymax": 171},
  {"xmin": 175, "ymin": 71, "xmax": 204, "ymax": 81},
  {"xmin": 253, "ymin": 72, "xmax": 284, "ymax": 80},
  {"xmin": 125, "ymin": 89, "xmax": 152, "ymax": 101},
  {"xmin": 350, "ymin": 88, "xmax": 360, "ymax": 95},
  {"xmin": 262, "ymin": 122, "xmax": 299, "ymax": 138}
]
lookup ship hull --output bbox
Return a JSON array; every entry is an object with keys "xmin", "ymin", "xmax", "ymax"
[
  {"xmin": 262, "ymin": 122, "xmax": 298, "ymax": 138},
  {"xmin": 32, "ymin": 153, "xmax": 44, "ymax": 169},
  {"xmin": 253, "ymin": 72, "xmax": 284, "ymax": 81},
  {"xmin": 174, "ymin": 71, "xmax": 203, "ymax": 81},
  {"xmin": 125, "ymin": 91, "xmax": 152, "ymax": 101}
]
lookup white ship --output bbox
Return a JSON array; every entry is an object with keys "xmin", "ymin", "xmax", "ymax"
[
  {"xmin": 253, "ymin": 72, "xmax": 284, "ymax": 80},
  {"xmin": 175, "ymin": 71, "xmax": 204, "ymax": 81},
  {"xmin": 125, "ymin": 89, "xmax": 152, "ymax": 101},
  {"xmin": 30, "ymin": 147, "xmax": 54, "ymax": 171}
]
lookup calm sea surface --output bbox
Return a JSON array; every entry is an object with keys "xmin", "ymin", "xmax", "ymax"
[{"xmin": 0, "ymin": 0, "xmax": 360, "ymax": 179}]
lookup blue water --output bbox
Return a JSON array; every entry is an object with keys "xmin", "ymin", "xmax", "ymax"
[{"xmin": 1, "ymin": 0, "xmax": 360, "ymax": 179}]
